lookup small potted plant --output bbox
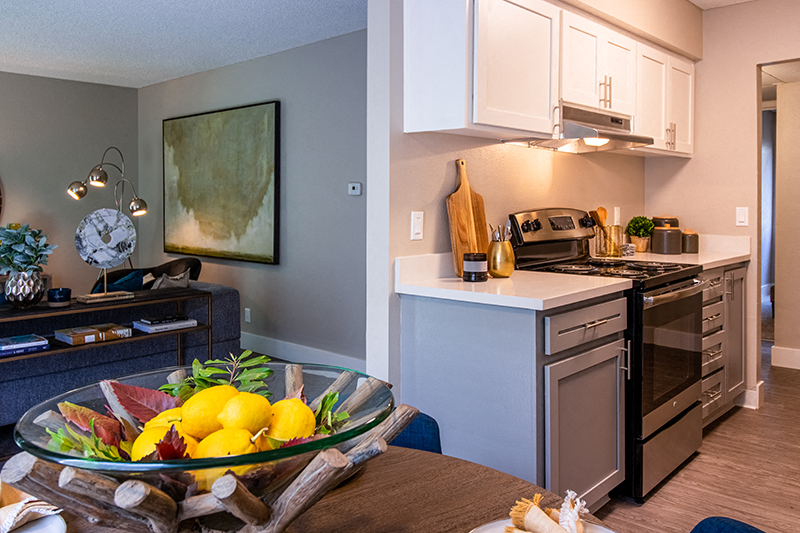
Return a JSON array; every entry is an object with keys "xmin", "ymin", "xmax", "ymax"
[
  {"xmin": 0, "ymin": 224, "xmax": 57, "ymax": 308},
  {"xmin": 625, "ymin": 216, "xmax": 655, "ymax": 252}
]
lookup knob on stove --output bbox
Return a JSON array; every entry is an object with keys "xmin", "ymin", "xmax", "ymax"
[
  {"xmin": 580, "ymin": 215, "xmax": 596, "ymax": 228},
  {"xmin": 521, "ymin": 219, "xmax": 542, "ymax": 233}
]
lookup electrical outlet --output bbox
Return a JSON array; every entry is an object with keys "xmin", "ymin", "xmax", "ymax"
[
  {"xmin": 348, "ymin": 182, "xmax": 362, "ymax": 196},
  {"xmin": 245, "ymin": 308, "xmax": 251, "ymax": 323},
  {"xmin": 735, "ymin": 207, "xmax": 748, "ymax": 227},
  {"xmin": 411, "ymin": 211, "xmax": 424, "ymax": 240}
]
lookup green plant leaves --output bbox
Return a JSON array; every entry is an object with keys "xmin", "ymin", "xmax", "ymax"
[{"xmin": 158, "ymin": 350, "xmax": 273, "ymax": 400}]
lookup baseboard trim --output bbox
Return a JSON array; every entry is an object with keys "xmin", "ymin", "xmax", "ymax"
[
  {"xmin": 240, "ymin": 332, "xmax": 366, "ymax": 372},
  {"xmin": 737, "ymin": 380, "xmax": 764, "ymax": 409},
  {"xmin": 771, "ymin": 345, "xmax": 800, "ymax": 370}
]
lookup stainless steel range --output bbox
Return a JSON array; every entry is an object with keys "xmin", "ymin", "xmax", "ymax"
[{"xmin": 509, "ymin": 207, "xmax": 705, "ymax": 501}]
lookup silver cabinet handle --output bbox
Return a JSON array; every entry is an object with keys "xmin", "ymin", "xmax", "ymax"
[
  {"xmin": 643, "ymin": 279, "xmax": 708, "ymax": 308},
  {"xmin": 703, "ymin": 348, "xmax": 723, "ymax": 359},
  {"xmin": 552, "ymin": 104, "xmax": 562, "ymax": 136},
  {"xmin": 725, "ymin": 275, "xmax": 734, "ymax": 300},
  {"xmin": 619, "ymin": 339, "xmax": 632, "ymax": 380},
  {"xmin": 584, "ymin": 318, "xmax": 609, "ymax": 329},
  {"xmin": 599, "ymin": 75, "xmax": 608, "ymax": 108},
  {"xmin": 703, "ymin": 313, "xmax": 722, "ymax": 322},
  {"xmin": 608, "ymin": 76, "xmax": 612, "ymax": 108}
]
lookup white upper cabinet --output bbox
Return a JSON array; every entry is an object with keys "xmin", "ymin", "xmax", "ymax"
[
  {"xmin": 560, "ymin": 11, "xmax": 637, "ymax": 117},
  {"xmin": 635, "ymin": 42, "xmax": 695, "ymax": 155},
  {"xmin": 404, "ymin": 0, "xmax": 560, "ymax": 139}
]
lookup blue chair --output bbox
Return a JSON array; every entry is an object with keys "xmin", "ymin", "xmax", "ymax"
[
  {"xmin": 391, "ymin": 412, "xmax": 442, "ymax": 454},
  {"xmin": 691, "ymin": 517, "xmax": 766, "ymax": 533}
]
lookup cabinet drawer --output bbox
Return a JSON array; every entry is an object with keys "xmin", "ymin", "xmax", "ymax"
[
  {"xmin": 702, "ymin": 301, "xmax": 724, "ymax": 334},
  {"xmin": 702, "ymin": 330, "xmax": 725, "ymax": 377},
  {"xmin": 545, "ymin": 298, "xmax": 627, "ymax": 355},
  {"xmin": 699, "ymin": 268, "xmax": 724, "ymax": 303},
  {"xmin": 701, "ymin": 369, "xmax": 724, "ymax": 419}
]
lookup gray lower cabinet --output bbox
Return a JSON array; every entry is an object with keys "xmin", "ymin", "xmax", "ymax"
[
  {"xmin": 725, "ymin": 266, "xmax": 746, "ymax": 399},
  {"xmin": 698, "ymin": 264, "xmax": 747, "ymax": 426},
  {"xmin": 545, "ymin": 339, "xmax": 625, "ymax": 511},
  {"xmin": 400, "ymin": 292, "xmax": 627, "ymax": 512}
]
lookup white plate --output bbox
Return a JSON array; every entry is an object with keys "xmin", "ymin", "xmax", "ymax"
[
  {"xmin": 13, "ymin": 514, "xmax": 66, "ymax": 533},
  {"xmin": 470, "ymin": 518, "xmax": 616, "ymax": 533}
]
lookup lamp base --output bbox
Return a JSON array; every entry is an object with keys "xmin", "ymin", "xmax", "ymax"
[{"xmin": 77, "ymin": 291, "xmax": 134, "ymax": 304}]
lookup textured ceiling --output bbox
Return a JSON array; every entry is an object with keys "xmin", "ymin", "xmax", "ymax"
[
  {"xmin": 0, "ymin": 0, "xmax": 367, "ymax": 88},
  {"xmin": 687, "ymin": 0, "xmax": 755, "ymax": 9}
]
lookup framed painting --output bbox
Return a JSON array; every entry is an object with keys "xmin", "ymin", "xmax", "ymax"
[{"xmin": 163, "ymin": 101, "xmax": 280, "ymax": 264}]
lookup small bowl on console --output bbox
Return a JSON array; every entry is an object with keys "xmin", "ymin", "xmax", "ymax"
[{"xmin": 47, "ymin": 288, "xmax": 71, "ymax": 307}]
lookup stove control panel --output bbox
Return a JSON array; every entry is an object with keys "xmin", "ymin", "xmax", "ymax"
[{"xmin": 509, "ymin": 208, "xmax": 596, "ymax": 245}]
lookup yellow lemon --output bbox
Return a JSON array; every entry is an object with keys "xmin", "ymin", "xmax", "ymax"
[
  {"xmin": 217, "ymin": 392, "xmax": 273, "ymax": 434},
  {"xmin": 143, "ymin": 407, "xmax": 183, "ymax": 430},
  {"xmin": 193, "ymin": 428, "xmax": 260, "ymax": 490},
  {"xmin": 265, "ymin": 398, "xmax": 316, "ymax": 442},
  {"xmin": 130, "ymin": 423, "xmax": 198, "ymax": 461},
  {"xmin": 181, "ymin": 385, "xmax": 239, "ymax": 439}
]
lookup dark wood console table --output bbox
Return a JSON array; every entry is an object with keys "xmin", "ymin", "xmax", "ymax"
[{"xmin": 0, "ymin": 287, "xmax": 212, "ymax": 366}]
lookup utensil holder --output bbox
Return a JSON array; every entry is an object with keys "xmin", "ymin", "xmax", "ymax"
[
  {"xmin": 488, "ymin": 241, "xmax": 515, "ymax": 278},
  {"xmin": 596, "ymin": 225, "xmax": 623, "ymax": 258}
]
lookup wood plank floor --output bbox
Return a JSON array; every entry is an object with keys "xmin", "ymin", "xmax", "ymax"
[{"xmin": 594, "ymin": 341, "xmax": 800, "ymax": 533}]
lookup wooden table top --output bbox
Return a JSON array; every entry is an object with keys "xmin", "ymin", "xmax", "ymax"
[{"xmin": 64, "ymin": 446, "xmax": 604, "ymax": 533}]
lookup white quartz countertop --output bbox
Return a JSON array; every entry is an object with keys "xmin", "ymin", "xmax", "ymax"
[{"xmin": 395, "ymin": 235, "xmax": 751, "ymax": 311}]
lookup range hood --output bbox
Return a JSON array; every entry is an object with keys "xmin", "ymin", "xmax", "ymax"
[{"xmin": 504, "ymin": 105, "xmax": 654, "ymax": 154}]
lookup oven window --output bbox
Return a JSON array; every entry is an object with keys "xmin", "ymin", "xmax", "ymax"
[{"xmin": 641, "ymin": 292, "xmax": 702, "ymax": 417}]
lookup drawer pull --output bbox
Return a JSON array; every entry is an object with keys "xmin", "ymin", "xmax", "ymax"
[
  {"xmin": 708, "ymin": 280, "xmax": 722, "ymax": 288},
  {"xmin": 703, "ymin": 313, "xmax": 722, "ymax": 322},
  {"xmin": 703, "ymin": 349, "xmax": 723, "ymax": 359},
  {"xmin": 584, "ymin": 319, "xmax": 609, "ymax": 329},
  {"xmin": 704, "ymin": 390, "xmax": 722, "ymax": 402}
]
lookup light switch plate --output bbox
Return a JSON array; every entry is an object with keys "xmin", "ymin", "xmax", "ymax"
[
  {"xmin": 411, "ymin": 211, "xmax": 424, "ymax": 240},
  {"xmin": 735, "ymin": 207, "xmax": 748, "ymax": 227}
]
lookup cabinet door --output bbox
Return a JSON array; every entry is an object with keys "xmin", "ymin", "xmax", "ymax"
[
  {"xmin": 668, "ymin": 54, "xmax": 695, "ymax": 154},
  {"xmin": 560, "ymin": 11, "xmax": 602, "ymax": 110},
  {"xmin": 545, "ymin": 339, "xmax": 626, "ymax": 509},
  {"xmin": 635, "ymin": 43, "xmax": 669, "ymax": 150},
  {"xmin": 561, "ymin": 12, "xmax": 636, "ymax": 116},
  {"xmin": 602, "ymin": 31, "xmax": 637, "ymax": 116},
  {"xmin": 474, "ymin": 0, "xmax": 559, "ymax": 133},
  {"xmin": 725, "ymin": 267, "xmax": 746, "ymax": 399}
]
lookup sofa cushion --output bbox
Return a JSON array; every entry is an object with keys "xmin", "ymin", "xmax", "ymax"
[
  {"xmin": 92, "ymin": 269, "xmax": 143, "ymax": 293},
  {"xmin": 151, "ymin": 269, "xmax": 191, "ymax": 290}
]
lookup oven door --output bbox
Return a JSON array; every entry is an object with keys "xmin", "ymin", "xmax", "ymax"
[{"xmin": 639, "ymin": 279, "xmax": 705, "ymax": 439}]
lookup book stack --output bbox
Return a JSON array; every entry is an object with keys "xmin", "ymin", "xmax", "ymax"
[
  {"xmin": 54, "ymin": 323, "xmax": 133, "ymax": 346},
  {"xmin": 0, "ymin": 334, "xmax": 49, "ymax": 357},
  {"xmin": 133, "ymin": 315, "xmax": 197, "ymax": 334}
]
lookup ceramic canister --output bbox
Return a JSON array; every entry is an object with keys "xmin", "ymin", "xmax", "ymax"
[{"xmin": 651, "ymin": 227, "xmax": 682, "ymax": 254}]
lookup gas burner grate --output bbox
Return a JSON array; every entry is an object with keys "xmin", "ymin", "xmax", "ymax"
[
  {"xmin": 608, "ymin": 269, "xmax": 646, "ymax": 278},
  {"xmin": 551, "ymin": 265, "xmax": 598, "ymax": 273},
  {"xmin": 589, "ymin": 257, "xmax": 626, "ymax": 266},
  {"xmin": 628, "ymin": 261, "xmax": 680, "ymax": 270}
]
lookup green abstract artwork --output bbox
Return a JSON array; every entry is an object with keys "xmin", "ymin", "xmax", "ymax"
[{"xmin": 163, "ymin": 101, "xmax": 280, "ymax": 264}]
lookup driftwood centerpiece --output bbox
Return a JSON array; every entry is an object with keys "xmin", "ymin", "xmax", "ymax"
[{"xmin": 4, "ymin": 363, "xmax": 414, "ymax": 533}]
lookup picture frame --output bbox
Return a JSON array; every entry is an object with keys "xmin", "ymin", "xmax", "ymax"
[{"xmin": 162, "ymin": 100, "xmax": 280, "ymax": 264}]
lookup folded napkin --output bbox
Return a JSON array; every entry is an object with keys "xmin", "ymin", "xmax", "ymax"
[{"xmin": 0, "ymin": 478, "xmax": 61, "ymax": 533}]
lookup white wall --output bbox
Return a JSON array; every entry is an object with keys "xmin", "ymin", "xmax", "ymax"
[
  {"xmin": 0, "ymin": 72, "xmax": 138, "ymax": 291},
  {"xmin": 645, "ymin": 0, "xmax": 800, "ymax": 391},
  {"xmin": 137, "ymin": 31, "xmax": 368, "ymax": 369}
]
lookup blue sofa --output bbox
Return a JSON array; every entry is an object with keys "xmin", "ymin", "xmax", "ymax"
[{"xmin": 0, "ymin": 281, "xmax": 240, "ymax": 426}]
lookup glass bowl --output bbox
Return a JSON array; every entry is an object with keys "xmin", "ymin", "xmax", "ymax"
[{"xmin": 14, "ymin": 363, "xmax": 394, "ymax": 498}]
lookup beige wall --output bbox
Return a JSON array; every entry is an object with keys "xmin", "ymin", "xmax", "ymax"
[
  {"xmin": 645, "ymin": 0, "xmax": 800, "ymax": 385},
  {"xmin": 0, "ymin": 72, "xmax": 138, "ymax": 291},
  {"xmin": 560, "ymin": 0, "xmax": 702, "ymax": 59},
  {"xmin": 138, "ymin": 32, "xmax": 368, "ymax": 367},
  {"xmin": 774, "ymin": 82, "xmax": 800, "ymax": 354}
]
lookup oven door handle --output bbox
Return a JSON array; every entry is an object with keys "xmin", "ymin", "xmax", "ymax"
[{"xmin": 642, "ymin": 279, "xmax": 708, "ymax": 308}]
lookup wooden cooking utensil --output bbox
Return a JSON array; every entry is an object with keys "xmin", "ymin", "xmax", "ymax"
[
  {"xmin": 446, "ymin": 159, "xmax": 489, "ymax": 277},
  {"xmin": 596, "ymin": 206, "xmax": 608, "ymax": 226}
]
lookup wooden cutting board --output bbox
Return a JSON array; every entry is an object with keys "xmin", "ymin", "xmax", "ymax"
[{"xmin": 446, "ymin": 159, "xmax": 489, "ymax": 277}]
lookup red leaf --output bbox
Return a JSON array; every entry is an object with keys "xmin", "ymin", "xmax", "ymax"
[
  {"xmin": 103, "ymin": 380, "xmax": 182, "ymax": 424},
  {"xmin": 154, "ymin": 426, "xmax": 189, "ymax": 460},
  {"xmin": 58, "ymin": 401, "xmax": 122, "ymax": 447},
  {"xmin": 285, "ymin": 385, "xmax": 307, "ymax": 404}
]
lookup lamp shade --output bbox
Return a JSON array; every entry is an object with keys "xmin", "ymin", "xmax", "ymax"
[
  {"xmin": 67, "ymin": 181, "xmax": 88, "ymax": 200},
  {"xmin": 88, "ymin": 165, "xmax": 108, "ymax": 187},
  {"xmin": 129, "ymin": 197, "xmax": 147, "ymax": 217}
]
